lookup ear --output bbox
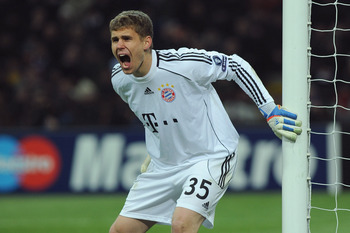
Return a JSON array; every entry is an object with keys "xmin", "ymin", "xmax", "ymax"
[{"xmin": 143, "ymin": 36, "xmax": 152, "ymax": 50}]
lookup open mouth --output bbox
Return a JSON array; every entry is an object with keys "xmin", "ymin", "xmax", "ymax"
[{"xmin": 118, "ymin": 54, "xmax": 131, "ymax": 69}]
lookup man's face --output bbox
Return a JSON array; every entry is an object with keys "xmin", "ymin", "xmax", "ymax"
[{"xmin": 111, "ymin": 27, "xmax": 151, "ymax": 77}]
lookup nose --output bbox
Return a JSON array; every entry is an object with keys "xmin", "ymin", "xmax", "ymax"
[{"xmin": 116, "ymin": 40, "xmax": 125, "ymax": 49}]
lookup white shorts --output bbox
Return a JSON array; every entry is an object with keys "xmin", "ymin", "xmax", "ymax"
[{"xmin": 119, "ymin": 153, "xmax": 237, "ymax": 229}]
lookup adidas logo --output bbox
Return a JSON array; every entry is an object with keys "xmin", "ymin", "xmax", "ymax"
[
  {"xmin": 144, "ymin": 87, "xmax": 154, "ymax": 95},
  {"xmin": 202, "ymin": 201, "xmax": 209, "ymax": 210}
]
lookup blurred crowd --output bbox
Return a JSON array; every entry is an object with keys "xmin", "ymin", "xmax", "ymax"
[{"xmin": 1, "ymin": 0, "xmax": 349, "ymax": 130}]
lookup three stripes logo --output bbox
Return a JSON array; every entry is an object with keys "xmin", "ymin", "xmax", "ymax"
[
  {"xmin": 202, "ymin": 201, "xmax": 209, "ymax": 210},
  {"xmin": 144, "ymin": 87, "xmax": 154, "ymax": 95}
]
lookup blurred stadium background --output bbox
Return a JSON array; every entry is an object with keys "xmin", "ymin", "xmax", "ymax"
[
  {"xmin": 1, "ymin": 0, "xmax": 350, "ymax": 232},
  {"xmin": 1, "ymin": 0, "xmax": 285, "ymax": 128}
]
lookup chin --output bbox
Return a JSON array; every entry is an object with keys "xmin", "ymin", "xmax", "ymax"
[{"xmin": 122, "ymin": 68, "xmax": 133, "ymax": 74}]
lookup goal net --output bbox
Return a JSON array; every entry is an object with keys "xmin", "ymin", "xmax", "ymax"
[{"xmin": 308, "ymin": 0, "xmax": 350, "ymax": 232}]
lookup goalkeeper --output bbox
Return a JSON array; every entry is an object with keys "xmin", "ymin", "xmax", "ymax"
[{"xmin": 109, "ymin": 10, "xmax": 302, "ymax": 233}]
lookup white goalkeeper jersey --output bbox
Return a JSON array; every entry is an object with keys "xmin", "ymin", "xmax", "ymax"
[{"xmin": 111, "ymin": 48, "xmax": 274, "ymax": 168}]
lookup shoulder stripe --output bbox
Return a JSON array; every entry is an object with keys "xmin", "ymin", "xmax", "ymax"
[
  {"xmin": 160, "ymin": 57, "xmax": 212, "ymax": 65},
  {"xmin": 111, "ymin": 66, "xmax": 122, "ymax": 78},
  {"xmin": 158, "ymin": 51, "xmax": 213, "ymax": 65},
  {"xmin": 228, "ymin": 59, "xmax": 266, "ymax": 105}
]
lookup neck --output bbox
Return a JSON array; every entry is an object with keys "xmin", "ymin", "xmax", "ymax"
[{"xmin": 134, "ymin": 50, "xmax": 152, "ymax": 77}]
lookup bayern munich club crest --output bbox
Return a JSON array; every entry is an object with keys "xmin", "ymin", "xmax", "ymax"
[{"xmin": 158, "ymin": 84, "xmax": 176, "ymax": 102}]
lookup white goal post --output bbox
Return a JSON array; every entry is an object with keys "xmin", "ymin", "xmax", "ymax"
[{"xmin": 282, "ymin": 0, "xmax": 310, "ymax": 233}]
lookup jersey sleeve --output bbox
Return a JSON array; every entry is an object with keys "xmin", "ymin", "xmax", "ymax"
[
  {"xmin": 177, "ymin": 48, "xmax": 275, "ymax": 109},
  {"xmin": 224, "ymin": 53, "xmax": 275, "ymax": 108}
]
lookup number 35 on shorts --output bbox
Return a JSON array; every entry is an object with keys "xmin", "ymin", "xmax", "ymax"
[{"xmin": 184, "ymin": 177, "xmax": 212, "ymax": 200}]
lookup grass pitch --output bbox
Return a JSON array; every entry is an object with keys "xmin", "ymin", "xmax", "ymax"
[{"xmin": 0, "ymin": 191, "xmax": 349, "ymax": 233}]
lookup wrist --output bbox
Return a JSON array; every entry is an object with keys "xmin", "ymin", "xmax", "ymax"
[{"xmin": 259, "ymin": 102, "xmax": 276, "ymax": 119}]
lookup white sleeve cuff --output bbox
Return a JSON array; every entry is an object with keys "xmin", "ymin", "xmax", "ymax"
[{"xmin": 259, "ymin": 102, "xmax": 276, "ymax": 117}]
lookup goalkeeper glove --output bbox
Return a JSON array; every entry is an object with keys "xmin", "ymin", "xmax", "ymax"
[
  {"xmin": 140, "ymin": 154, "xmax": 151, "ymax": 173},
  {"xmin": 261, "ymin": 105, "xmax": 302, "ymax": 142}
]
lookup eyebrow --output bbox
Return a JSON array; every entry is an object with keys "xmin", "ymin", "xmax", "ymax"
[{"xmin": 111, "ymin": 34, "xmax": 132, "ymax": 41}]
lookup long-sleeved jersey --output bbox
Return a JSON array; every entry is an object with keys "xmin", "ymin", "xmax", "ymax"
[{"xmin": 111, "ymin": 48, "xmax": 274, "ymax": 168}]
